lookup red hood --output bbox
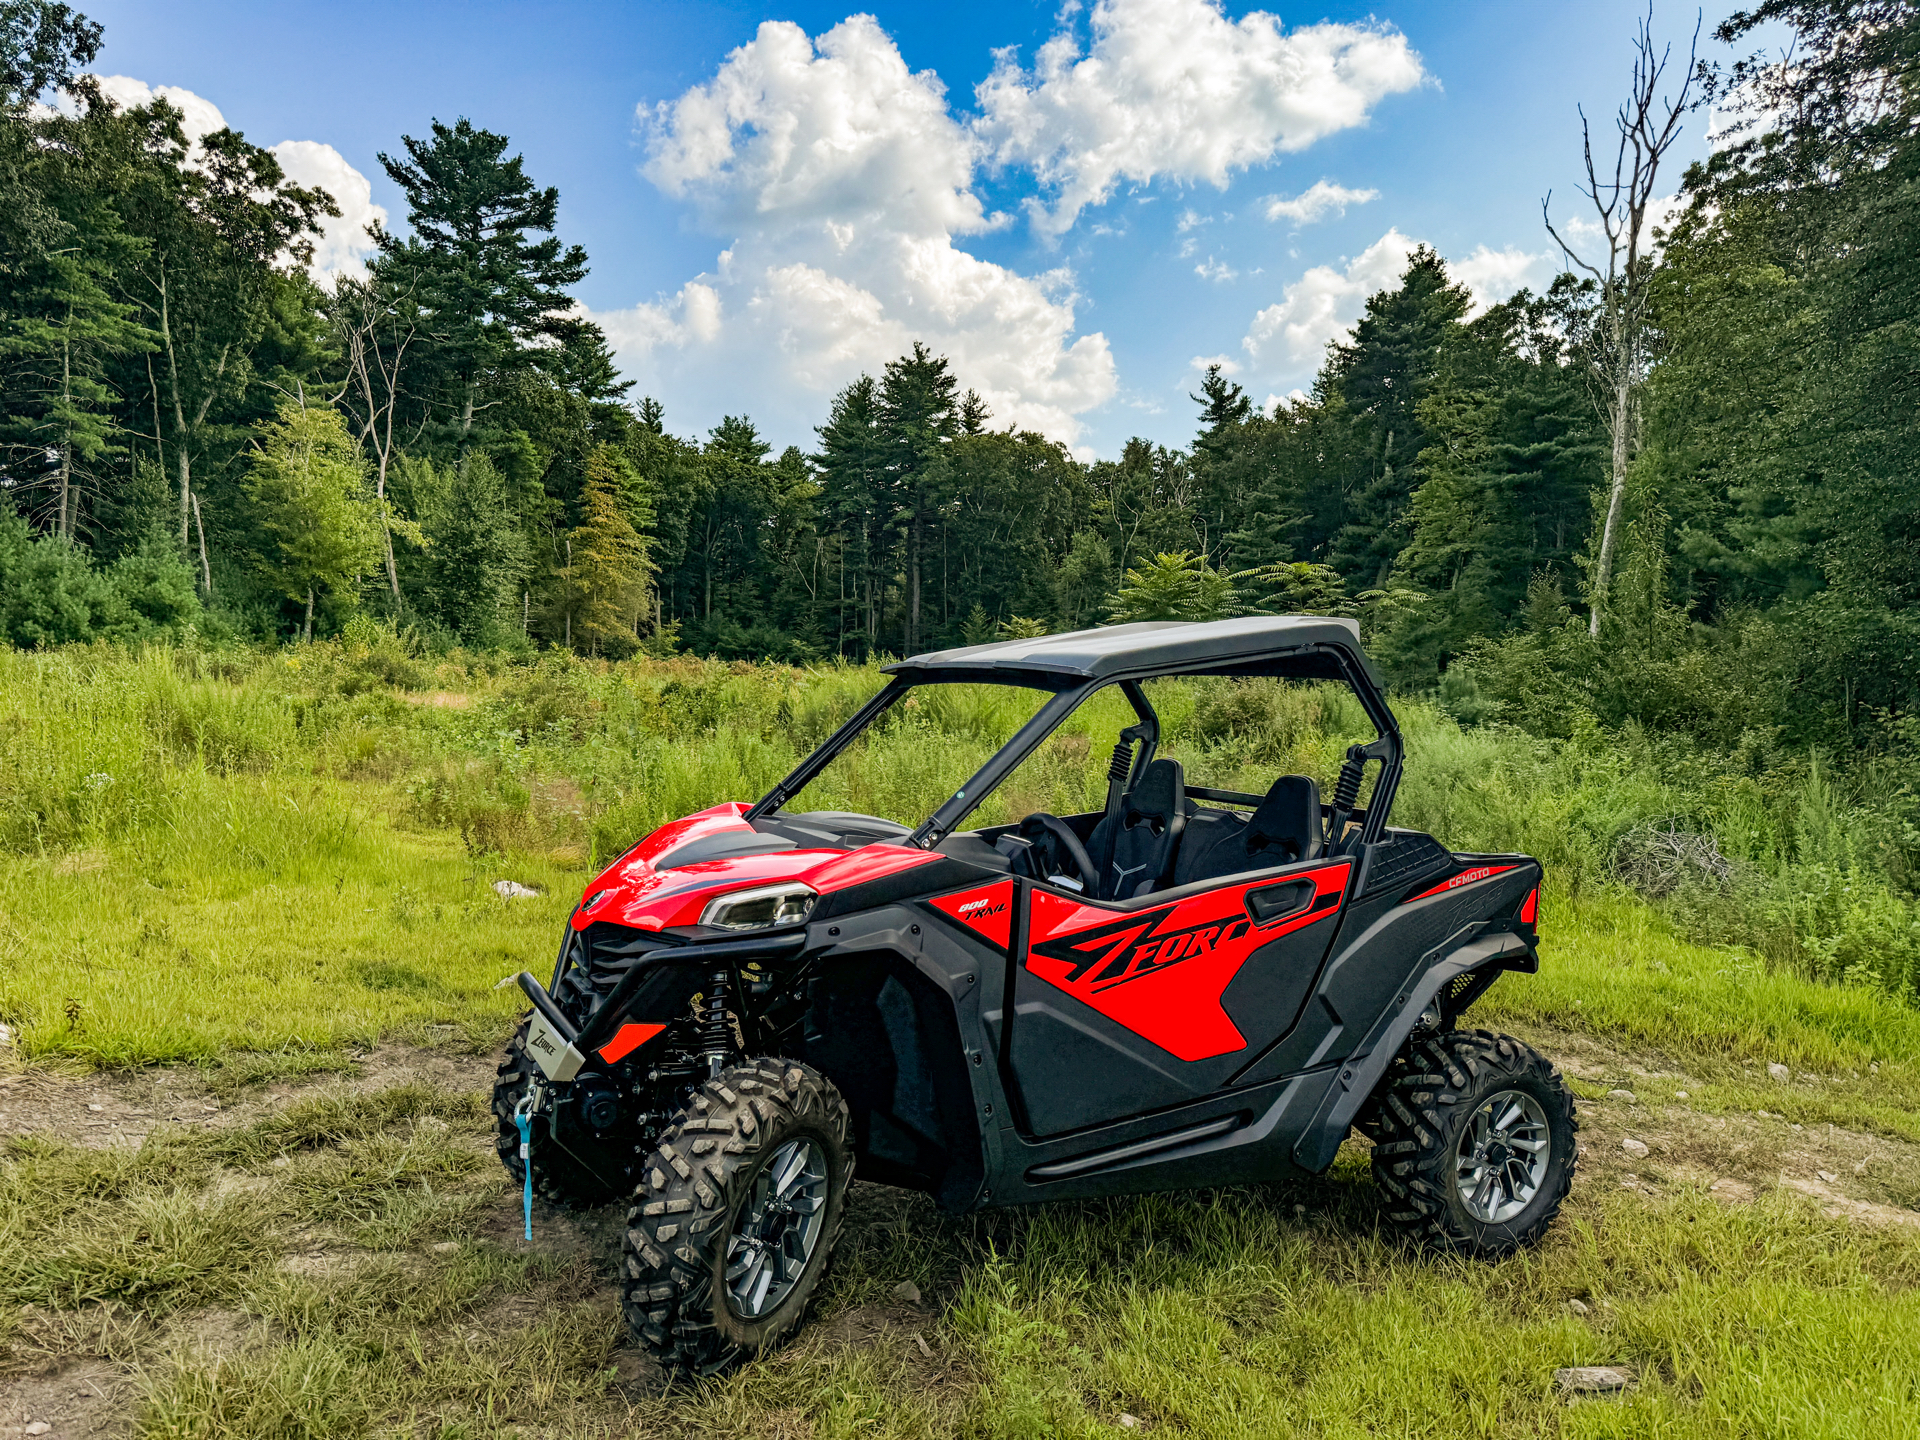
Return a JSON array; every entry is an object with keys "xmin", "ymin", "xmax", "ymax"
[{"xmin": 572, "ymin": 802, "xmax": 939, "ymax": 931}]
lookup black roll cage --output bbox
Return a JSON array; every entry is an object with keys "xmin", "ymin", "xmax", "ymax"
[{"xmin": 745, "ymin": 643, "xmax": 1405, "ymax": 852}]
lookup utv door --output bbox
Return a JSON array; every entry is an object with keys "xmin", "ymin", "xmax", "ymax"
[{"xmin": 1000, "ymin": 858, "xmax": 1352, "ymax": 1136}]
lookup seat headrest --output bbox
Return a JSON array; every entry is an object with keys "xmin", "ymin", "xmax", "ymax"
[
  {"xmin": 1125, "ymin": 757, "xmax": 1184, "ymax": 823},
  {"xmin": 1247, "ymin": 774, "xmax": 1321, "ymax": 855}
]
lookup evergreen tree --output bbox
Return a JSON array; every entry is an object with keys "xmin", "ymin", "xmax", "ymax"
[
  {"xmin": 241, "ymin": 403, "xmax": 381, "ymax": 639},
  {"xmin": 565, "ymin": 444, "xmax": 649, "ymax": 656},
  {"xmin": 374, "ymin": 118, "xmax": 589, "ymax": 447},
  {"xmin": 1324, "ymin": 246, "xmax": 1472, "ymax": 585}
]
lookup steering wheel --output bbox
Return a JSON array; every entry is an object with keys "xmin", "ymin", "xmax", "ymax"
[{"xmin": 1017, "ymin": 813, "xmax": 1097, "ymax": 893}]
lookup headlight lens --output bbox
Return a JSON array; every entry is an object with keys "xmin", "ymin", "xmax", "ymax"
[{"xmin": 699, "ymin": 882, "xmax": 817, "ymax": 931}]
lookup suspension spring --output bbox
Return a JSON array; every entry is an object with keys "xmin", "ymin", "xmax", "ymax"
[
  {"xmin": 1331, "ymin": 746, "xmax": 1367, "ymax": 811},
  {"xmin": 700, "ymin": 966, "xmax": 734, "ymax": 1077}
]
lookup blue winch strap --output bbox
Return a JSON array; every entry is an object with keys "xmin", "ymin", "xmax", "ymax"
[{"xmin": 514, "ymin": 1110, "xmax": 534, "ymax": 1241}]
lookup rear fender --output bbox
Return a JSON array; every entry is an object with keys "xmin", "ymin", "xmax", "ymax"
[{"xmin": 1289, "ymin": 926, "xmax": 1536, "ymax": 1173}]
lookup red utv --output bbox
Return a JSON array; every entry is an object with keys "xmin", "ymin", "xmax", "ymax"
[{"xmin": 494, "ymin": 617, "xmax": 1577, "ymax": 1373}]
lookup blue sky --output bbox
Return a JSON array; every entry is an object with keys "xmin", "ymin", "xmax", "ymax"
[{"xmin": 79, "ymin": 0, "xmax": 1724, "ymax": 458}]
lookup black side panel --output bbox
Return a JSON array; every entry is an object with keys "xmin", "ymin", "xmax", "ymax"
[
  {"xmin": 795, "ymin": 933, "xmax": 989, "ymax": 1212},
  {"xmin": 813, "ymin": 856, "xmax": 998, "ymax": 920},
  {"xmin": 1357, "ymin": 829, "xmax": 1452, "ymax": 899},
  {"xmin": 1233, "ymin": 860, "xmax": 1540, "ymax": 1087},
  {"xmin": 1217, "ymin": 918, "xmax": 1339, "ymax": 1046}
]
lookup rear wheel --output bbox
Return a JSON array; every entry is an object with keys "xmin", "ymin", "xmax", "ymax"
[
  {"xmin": 620, "ymin": 1059, "xmax": 853, "ymax": 1374},
  {"xmin": 1366, "ymin": 1028, "xmax": 1576, "ymax": 1256}
]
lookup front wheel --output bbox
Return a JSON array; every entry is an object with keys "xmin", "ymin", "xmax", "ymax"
[
  {"xmin": 621, "ymin": 1059, "xmax": 853, "ymax": 1374},
  {"xmin": 1366, "ymin": 1028, "xmax": 1577, "ymax": 1256}
]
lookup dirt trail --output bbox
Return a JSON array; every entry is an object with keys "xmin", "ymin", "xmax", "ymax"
[
  {"xmin": 1, "ymin": 1027, "xmax": 1914, "ymax": 1439},
  {"xmin": 1534, "ymin": 1024, "xmax": 1920, "ymax": 1225}
]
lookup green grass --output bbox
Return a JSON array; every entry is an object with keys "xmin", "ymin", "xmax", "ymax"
[
  {"xmin": 5, "ymin": 1103, "xmax": 1912, "ymax": 1439},
  {"xmin": 0, "ymin": 640, "xmax": 1914, "ymax": 1436}
]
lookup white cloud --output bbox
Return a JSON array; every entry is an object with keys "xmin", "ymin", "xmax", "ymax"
[
  {"xmin": 1194, "ymin": 256, "xmax": 1237, "ymax": 282},
  {"xmin": 270, "ymin": 140, "xmax": 389, "ymax": 282},
  {"xmin": 1241, "ymin": 227, "xmax": 1416, "ymax": 373},
  {"xmin": 1262, "ymin": 178, "xmax": 1377, "ymax": 226},
  {"xmin": 1240, "ymin": 229, "xmax": 1563, "ymax": 387},
  {"xmin": 603, "ymin": 16, "xmax": 1117, "ymax": 448},
  {"xmin": 90, "ymin": 74, "xmax": 227, "ymax": 143},
  {"xmin": 973, "ymin": 0, "xmax": 1424, "ymax": 239},
  {"xmin": 1451, "ymin": 243, "xmax": 1552, "ymax": 312},
  {"xmin": 85, "ymin": 77, "xmax": 383, "ymax": 284}
]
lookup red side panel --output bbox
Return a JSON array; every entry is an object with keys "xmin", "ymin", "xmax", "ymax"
[
  {"xmin": 1025, "ymin": 863, "xmax": 1351, "ymax": 1063},
  {"xmin": 1404, "ymin": 863, "xmax": 1519, "ymax": 903},
  {"xmin": 927, "ymin": 879, "xmax": 1016, "ymax": 951},
  {"xmin": 1519, "ymin": 887, "xmax": 1539, "ymax": 926}
]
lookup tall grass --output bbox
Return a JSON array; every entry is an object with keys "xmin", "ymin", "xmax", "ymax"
[{"xmin": 0, "ymin": 640, "xmax": 1912, "ymax": 1029}]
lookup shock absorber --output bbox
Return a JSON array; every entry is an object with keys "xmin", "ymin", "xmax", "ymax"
[
  {"xmin": 1326, "ymin": 744, "xmax": 1368, "ymax": 852},
  {"xmin": 699, "ymin": 966, "xmax": 735, "ymax": 1077}
]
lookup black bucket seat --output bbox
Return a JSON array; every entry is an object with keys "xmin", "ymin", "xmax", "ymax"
[
  {"xmin": 1175, "ymin": 773, "xmax": 1324, "ymax": 886},
  {"xmin": 1088, "ymin": 757, "xmax": 1190, "ymax": 900}
]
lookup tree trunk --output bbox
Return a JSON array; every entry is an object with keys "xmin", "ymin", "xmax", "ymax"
[
  {"xmin": 57, "ymin": 327, "xmax": 72, "ymax": 539},
  {"xmin": 1588, "ymin": 370, "xmax": 1634, "ymax": 637},
  {"xmin": 157, "ymin": 267, "xmax": 192, "ymax": 552},
  {"xmin": 375, "ymin": 448, "xmax": 399, "ymax": 603},
  {"xmin": 303, "ymin": 586, "xmax": 314, "ymax": 642},
  {"xmin": 908, "ymin": 501, "xmax": 921, "ymax": 654},
  {"xmin": 191, "ymin": 492, "xmax": 212, "ymax": 594}
]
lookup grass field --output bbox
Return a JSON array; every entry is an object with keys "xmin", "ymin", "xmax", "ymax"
[{"xmin": 1, "ymin": 642, "xmax": 1915, "ymax": 1437}]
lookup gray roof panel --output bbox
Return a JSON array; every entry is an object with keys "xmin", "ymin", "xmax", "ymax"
[{"xmin": 884, "ymin": 616, "xmax": 1367, "ymax": 683}]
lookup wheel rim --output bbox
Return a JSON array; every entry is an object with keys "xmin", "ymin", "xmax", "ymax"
[
  {"xmin": 724, "ymin": 1136, "xmax": 829, "ymax": 1319},
  {"xmin": 1455, "ymin": 1088, "xmax": 1551, "ymax": 1224}
]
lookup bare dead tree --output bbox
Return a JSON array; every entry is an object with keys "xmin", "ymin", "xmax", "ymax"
[
  {"xmin": 330, "ymin": 272, "xmax": 418, "ymax": 602},
  {"xmin": 1544, "ymin": 7, "xmax": 1701, "ymax": 637}
]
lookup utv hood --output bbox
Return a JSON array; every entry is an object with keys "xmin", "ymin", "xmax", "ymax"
[{"xmin": 572, "ymin": 803, "xmax": 938, "ymax": 932}]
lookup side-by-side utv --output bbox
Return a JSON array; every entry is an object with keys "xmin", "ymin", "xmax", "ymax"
[{"xmin": 494, "ymin": 617, "xmax": 1577, "ymax": 1373}]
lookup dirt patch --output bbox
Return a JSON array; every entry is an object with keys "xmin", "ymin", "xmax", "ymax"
[
  {"xmin": 0, "ymin": 1043, "xmax": 497, "ymax": 1150},
  {"xmin": 1525, "ymin": 1028, "xmax": 1920, "ymax": 1228},
  {"xmin": 0, "ymin": 1361, "xmax": 131, "ymax": 1441}
]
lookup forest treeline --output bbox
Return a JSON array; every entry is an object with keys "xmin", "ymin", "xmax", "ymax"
[{"xmin": 0, "ymin": 0, "xmax": 1913, "ymax": 759}]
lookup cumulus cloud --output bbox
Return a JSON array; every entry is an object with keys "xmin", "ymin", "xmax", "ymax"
[
  {"xmin": 90, "ymin": 74, "xmax": 227, "ymax": 142},
  {"xmin": 973, "ymin": 0, "xmax": 1424, "ymax": 239},
  {"xmin": 1451, "ymin": 243, "xmax": 1553, "ymax": 312},
  {"xmin": 85, "ymin": 76, "xmax": 384, "ymax": 284},
  {"xmin": 1263, "ymin": 178, "xmax": 1377, "ymax": 226},
  {"xmin": 601, "ymin": 16, "xmax": 1117, "ymax": 448},
  {"xmin": 1240, "ymin": 228, "xmax": 1557, "ymax": 388},
  {"xmin": 1241, "ymin": 227, "xmax": 1417, "ymax": 373},
  {"xmin": 270, "ymin": 140, "xmax": 389, "ymax": 281}
]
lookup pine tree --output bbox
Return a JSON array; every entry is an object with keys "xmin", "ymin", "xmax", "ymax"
[
  {"xmin": 566, "ymin": 445, "xmax": 650, "ymax": 656},
  {"xmin": 374, "ymin": 118, "xmax": 589, "ymax": 447},
  {"xmin": 1324, "ymin": 246, "xmax": 1472, "ymax": 585}
]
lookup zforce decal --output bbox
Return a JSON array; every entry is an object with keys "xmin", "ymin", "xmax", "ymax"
[
  {"xmin": 1403, "ymin": 863, "xmax": 1519, "ymax": 904},
  {"xmin": 1026, "ymin": 864, "xmax": 1350, "ymax": 1062},
  {"xmin": 926, "ymin": 879, "xmax": 1016, "ymax": 951}
]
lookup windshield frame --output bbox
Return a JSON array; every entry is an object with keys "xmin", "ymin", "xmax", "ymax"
[{"xmin": 746, "ymin": 641, "xmax": 1404, "ymax": 851}]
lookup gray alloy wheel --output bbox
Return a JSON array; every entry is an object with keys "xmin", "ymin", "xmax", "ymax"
[
  {"xmin": 1454, "ymin": 1087, "xmax": 1551, "ymax": 1223},
  {"xmin": 724, "ymin": 1136, "xmax": 830, "ymax": 1319}
]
